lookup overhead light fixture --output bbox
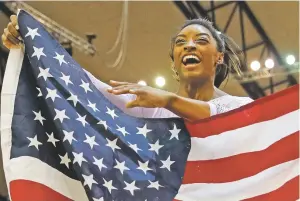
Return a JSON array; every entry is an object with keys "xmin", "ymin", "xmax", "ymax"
[
  {"xmin": 286, "ymin": 55, "xmax": 295, "ymax": 65},
  {"xmin": 250, "ymin": 60, "xmax": 261, "ymax": 71},
  {"xmin": 265, "ymin": 58, "xmax": 274, "ymax": 69},
  {"xmin": 155, "ymin": 76, "xmax": 165, "ymax": 87}
]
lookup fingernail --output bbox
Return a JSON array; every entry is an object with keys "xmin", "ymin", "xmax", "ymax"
[{"xmin": 15, "ymin": 25, "xmax": 19, "ymax": 30}]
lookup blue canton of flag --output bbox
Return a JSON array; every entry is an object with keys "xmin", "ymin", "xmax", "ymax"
[{"xmin": 8, "ymin": 10, "xmax": 191, "ymax": 201}]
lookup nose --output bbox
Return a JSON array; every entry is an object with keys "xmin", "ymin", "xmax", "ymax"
[{"xmin": 184, "ymin": 40, "xmax": 196, "ymax": 51}]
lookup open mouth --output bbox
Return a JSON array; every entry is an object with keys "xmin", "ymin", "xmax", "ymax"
[{"xmin": 182, "ymin": 55, "xmax": 201, "ymax": 66}]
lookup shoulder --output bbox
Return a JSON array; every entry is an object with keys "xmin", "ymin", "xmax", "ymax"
[{"xmin": 208, "ymin": 95, "xmax": 253, "ymax": 115}]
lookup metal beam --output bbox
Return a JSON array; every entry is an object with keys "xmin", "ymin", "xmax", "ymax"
[
  {"xmin": 238, "ymin": 2, "xmax": 282, "ymax": 65},
  {"xmin": 206, "ymin": 1, "xmax": 234, "ymax": 12},
  {"xmin": 235, "ymin": 64, "xmax": 299, "ymax": 83},
  {"xmin": 269, "ymin": 77, "xmax": 274, "ymax": 94},
  {"xmin": 173, "ymin": 1, "xmax": 195, "ymax": 19},
  {"xmin": 240, "ymin": 82, "xmax": 265, "ymax": 99},
  {"xmin": 244, "ymin": 41, "xmax": 264, "ymax": 52},
  {"xmin": 239, "ymin": 5, "xmax": 247, "ymax": 62},
  {"xmin": 239, "ymin": 1, "xmax": 297, "ymax": 87},
  {"xmin": 210, "ymin": 1, "xmax": 216, "ymax": 24},
  {"xmin": 262, "ymin": 79, "xmax": 288, "ymax": 90},
  {"xmin": 4, "ymin": 1, "xmax": 96, "ymax": 56},
  {"xmin": 223, "ymin": 3, "xmax": 238, "ymax": 33},
  {"xmin": 0, "ymin": 2, "xmax": 13, "ymax": 17},
  {"xmin": 287, "ymin": 74, "xmax": 298, "ymax": 86}
]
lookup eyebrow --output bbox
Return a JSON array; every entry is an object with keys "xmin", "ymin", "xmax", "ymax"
[{"xmin": 176, "ymin": 33, "xmax": 211, "ymax": 39}]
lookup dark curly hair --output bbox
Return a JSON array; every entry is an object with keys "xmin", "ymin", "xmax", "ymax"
[{"xmin": 169, "ymin": 18, "xmax": 245, "ymax": 87}]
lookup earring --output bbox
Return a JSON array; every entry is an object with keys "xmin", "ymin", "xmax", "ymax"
[{"xmin": 171, "ymin": 63, "xmax": 180, "ymax": 82}]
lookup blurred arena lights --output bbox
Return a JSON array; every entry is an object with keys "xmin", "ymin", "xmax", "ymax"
[
  {"xmin": 286, "ymin": 55, "xmax": 296, "ymax": 65},
  {"xmin": 155, "ymin": 76, "xmax": 166, "ymax": 87},
  {"xmin": 265, "ymin": 58, "xmax": 275, "ymax": 69},
  {"xmin": 250, "ymin": 60, "xmax": 261, "ymax": 71}
]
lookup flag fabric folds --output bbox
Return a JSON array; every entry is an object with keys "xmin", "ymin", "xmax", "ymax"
[
  {"xmin": 1, "ymin": 10, "xmax": 190, "ymax": 201},
  {"xmin": 176, "ymin": 84, "xmax": 299, "ymax": 201},
  {"xmin": 1, "ymin": 10, "xmax": 299, "ymax": 201}
]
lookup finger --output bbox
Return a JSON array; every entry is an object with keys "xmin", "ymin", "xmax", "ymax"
[
  {"xmin": 4, "ymin": 28, "xmax": 20, "ymax": 45},
  {"xmin": 110, "ymin": 84, "xmax": 137, "ymax": 91},
  {"xmin": 108, "ymin": 83, "xmax": 138, "ymax": 94},
  {"xmin": 8, "ymin": 22, "xmax": 20, "ymax": 39},
  {"xmin": 1, "ymin": 34, "xmax": 20, "ymax": 49},
  {"xmin": 2, "ymin": 35, "xmax": 12, "ymax": 49},
  {"xmin": 109, "ymin": 86, "xmax": 145, "ymax": 95},
  {"xmin": 10, "ymin": 15, "xmax": 18, "ymax": 28},
  {"xmin": 107, "ymin": 85, "xmax": 130, "ymax": 93},
  {"xmin": 2, "ymin": 40, "xmax": 20, "ymax": 49},
  {"xmin": 126, "ymin": 100, "xmax": 140, "ymax": 108},
  {"xmin": 110, "ymin": 86, "xmax": 139, "ymax": 95},
  {"xmin": 128, "ymin": 88, "xmax": 145, "ymax": 95},
  {"xmin": 1, "ymin": 34, "xmax": 8, "ymax": 45},
  {"xmin": 109, "ymin": 80, "xmax": 131, "ymax": 87}
]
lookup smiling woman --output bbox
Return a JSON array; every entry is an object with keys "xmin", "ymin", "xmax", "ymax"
[
  {"xmin": 169, "ymin": 19, "xmax": 243, "ymax": 88},
  {"xmin": 2, "ymin": 16, "xmax": 253, "ymax": 122}
]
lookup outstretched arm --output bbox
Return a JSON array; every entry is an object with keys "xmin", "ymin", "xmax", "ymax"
[
  {"xmin": 166, "ymin": 94, "xmax": 212, "ymax": 121},
  {"xmin": 107, "ymin": 80, "xmax": 213, "ymax": 122}
]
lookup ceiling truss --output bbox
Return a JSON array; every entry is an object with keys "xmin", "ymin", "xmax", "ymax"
[{"xmin": 174, "ymin": 0, "xmax": 298, "ymax": 99}]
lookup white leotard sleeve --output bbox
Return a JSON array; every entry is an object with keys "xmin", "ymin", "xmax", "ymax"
[
  {"xmin": 85, "ymin": 70, "xmax": 252, "ymax": 118},
  {"xmin": 208, "ymin": 95, "xmax": 254, "ymax": 116}
]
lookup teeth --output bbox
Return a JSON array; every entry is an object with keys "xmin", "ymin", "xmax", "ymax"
[{"xmin": 183, "ymin": 55, "xmax": 200, "ymax": 63}]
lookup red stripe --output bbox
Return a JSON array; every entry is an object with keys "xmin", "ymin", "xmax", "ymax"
[
  {"xmin": 243, "ymin": 176, "xmax": 299, "ymax": 201},
  {"xmin": 10, "ymin": 179, "xmax": 73, "ymax": 201},
  {"xmin": 185, "ymin": 84, "xmax": 299, "ymax": 138},
  {"xmin": 182, "ymin": 132, "xmax": 299, "ymax": 184}
]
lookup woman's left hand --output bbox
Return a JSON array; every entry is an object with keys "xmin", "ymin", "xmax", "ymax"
[{"xmin": 107, "ymin": 80, "xmax": 174, "ymax": 108}]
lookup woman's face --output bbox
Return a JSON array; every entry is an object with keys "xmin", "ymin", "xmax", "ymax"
[{"xmin": 173, "ymin": 24, "xmax": 223, "ymax": 83}]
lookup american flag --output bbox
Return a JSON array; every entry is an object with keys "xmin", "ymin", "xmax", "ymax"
[
  {"xmin": 1, "ymin": 10, "xmax": 299, "ymax": 201},
  {"xmin": 1, "ymin": 10, "xmax": 190, "ymax": 201}
]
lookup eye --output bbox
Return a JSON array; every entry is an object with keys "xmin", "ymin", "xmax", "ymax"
[
  {"xmin": 175, "ymin": 39, "xmax": 186, "ymax": 45},
  {"xmin": 196, "ymin": 38, "xmax": 209, "ymax": 43}
]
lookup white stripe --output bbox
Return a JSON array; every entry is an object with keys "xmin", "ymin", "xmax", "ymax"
[
  {"xmin": 8, "ymin": 157, "xmax": 88, "ymax": 201},
  {"xmin": 188, "ymin": 110, "xmax": 299, "ymax": 161},
  {"xmin": 0, "ymin": 48, "xmax": 24, "ymax": 196},
  {"xmin": 175, "ymin": 159, "xmax": 299, "ymax": 201}
]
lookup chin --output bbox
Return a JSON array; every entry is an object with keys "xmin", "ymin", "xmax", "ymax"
[
  {"xmin": 182, "ymin": 66, "xmax": 203, "ymax": 77},
  {"xmin": 181, "ymin": 70, "xmax": 212, "ymax": 83},
  {"xmin": 182, "ymin": 72, "xmax": 204, "ymax": 81}
]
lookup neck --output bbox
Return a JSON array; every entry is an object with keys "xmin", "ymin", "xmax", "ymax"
[{"xmin": 177, "ymin": 78, "xmax": 216, "ymax": 101}]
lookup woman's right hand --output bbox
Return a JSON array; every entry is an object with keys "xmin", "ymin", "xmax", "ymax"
[{"xmin": 1, "ymin": 15, "xmax": 22, "ymax": 49}]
